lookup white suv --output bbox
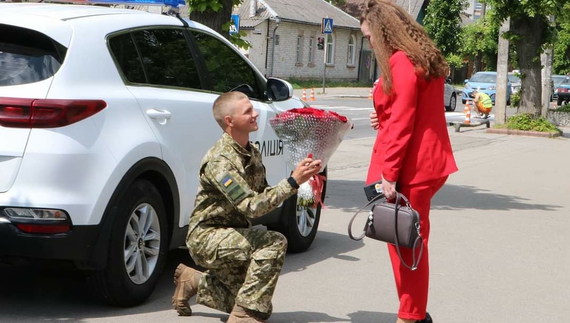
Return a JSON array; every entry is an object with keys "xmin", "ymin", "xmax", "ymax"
[{"xmin": 0, "ymin": 3, "xmax": 324, "ymax": 306}]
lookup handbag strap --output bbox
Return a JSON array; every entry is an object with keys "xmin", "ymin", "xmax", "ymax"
[
  {"xmin": 393, "ymin": 192, "xmax": 424, "ymax": 271},
  {"xmin": 347, "ymin": 192, "xmax": 386, "ymax": 241}
]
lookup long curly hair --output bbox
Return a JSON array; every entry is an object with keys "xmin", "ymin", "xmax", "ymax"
[{"xmin": 361, "ymin": 0, "xmax": 449, "ymax": 94}]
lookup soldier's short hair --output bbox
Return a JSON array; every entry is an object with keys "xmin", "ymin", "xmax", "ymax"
[{"xmin": 213, "ymin": 91, "xmax": 248, "ymax": 129}]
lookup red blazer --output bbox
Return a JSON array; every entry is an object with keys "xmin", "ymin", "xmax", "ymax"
[{"xmin": 366, "ymin": 51, "xmax": 458, "ymax": 186}]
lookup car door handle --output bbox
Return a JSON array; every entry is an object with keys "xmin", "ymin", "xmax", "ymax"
[{"xmin": 146, "ymin": 109, "xmax": 172, "ymax": 120}]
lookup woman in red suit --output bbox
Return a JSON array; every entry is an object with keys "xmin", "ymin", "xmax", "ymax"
[{"xmin": 360, "ymin": 1, "xmax": 458, "ymax": 322}]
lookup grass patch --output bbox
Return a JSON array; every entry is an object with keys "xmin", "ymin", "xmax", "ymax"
[
  {"xmin": 493, "ymin": 113, "xmax": 560, "ymax": 133},
  {"xmin": 553, "ymin": 104, "xmax": 570, "ymax": 112},
  {"xmin": 285, "ymin": 78, "xmax": 371, "ymax": 89}
]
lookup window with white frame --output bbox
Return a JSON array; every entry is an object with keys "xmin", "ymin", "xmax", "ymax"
[
  {"xmin": 325, "ymin": 34, "xmax": 334, "ymax": 64},
  {"xmin": 296, "ymin": 35, "xmax": 303, "ymax": 64},
  {"xmin": 347, "ymin": 35, "xmax": 356, "ymax": 65},
  {"xmin": 308, "ymin": 37, "xmax": 315, "ymax": 64}
]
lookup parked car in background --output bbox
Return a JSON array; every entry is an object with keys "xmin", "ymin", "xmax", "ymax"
[
  {"xmin": 552, "ymin": 74, "xmax": 568, "ymax": 101},
  {"xmin": 462, "ymin": 71, "xmax": 512, "ymax": 105},
  {"xmin": 508, "ymin": 72, "xmax": 521, "ymax": 95},
  {"xmin": 444, "ymin": 78, "xmax": 457, "ymax": 111},
  {"xmin": 555, "ymin": 77, "xmax": 570, "ymax": 106}
]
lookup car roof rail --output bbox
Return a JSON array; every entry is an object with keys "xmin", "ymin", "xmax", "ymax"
[{"xmin": 44, "ymin": 0, "xmax": 186, "ymax": 16}]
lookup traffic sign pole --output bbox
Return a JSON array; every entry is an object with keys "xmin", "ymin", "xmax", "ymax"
[
  {"xmin": 321, "ymin": 17, "xmax": 333, "ymax": 95},
  {"xmin": 323, "ymin": 38, "xmax": 327, "ymax": 94}
]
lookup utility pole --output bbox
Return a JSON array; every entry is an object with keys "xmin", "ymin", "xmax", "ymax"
[
  {"xmin": 495, "ymin": 18, "xmax": 510, "ymax": 125},
  {"xmin": 541, "ymin": 16, "xmax": 555, "ymax": 117}
]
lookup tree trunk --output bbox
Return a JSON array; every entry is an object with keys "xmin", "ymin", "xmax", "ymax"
[
  {"xmin": 473, "ymin": 53, "xmax": 482, "ymax": 74},
  {"xmin": 511, "ymin": 15, "xmax": 546, "ymax": 118},
  {"xmin": 188, "ymin": 2, "xmax": 234, "ymax": 38}
]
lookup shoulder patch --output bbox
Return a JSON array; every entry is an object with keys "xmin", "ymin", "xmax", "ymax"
[{"xmin": 218, "ymin": 173, "xmax": 246, "ymax": 202}]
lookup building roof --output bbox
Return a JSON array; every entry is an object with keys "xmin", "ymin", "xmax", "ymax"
[
  {"xmin": 234, "ymin": 0, "xmax": 360, "ymax": 30},
  {"xmin": 341, "ymin": 0, "xmax": 425, "ymax": 20},
  {"xmin": 393, "ymin": 0, "xmax": 424, "ymax": 20}
]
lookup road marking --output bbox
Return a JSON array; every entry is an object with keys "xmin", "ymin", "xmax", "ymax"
[{"xmin": 312, "ymin": 105, "xmax": 374, "ymax": 111}]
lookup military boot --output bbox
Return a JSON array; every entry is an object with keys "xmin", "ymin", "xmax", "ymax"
[
  {"xmin": 172, "ymin": 263, "xmax": 201, "ymax": 316},
  {"xmin": 226, "ymin": 305, "xmax": 267, "ymax": 323}
]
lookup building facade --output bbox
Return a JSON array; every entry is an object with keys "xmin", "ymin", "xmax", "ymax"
[{"xmin": 234, "ymin": 0, "xmax": 365, "ymax": 82}]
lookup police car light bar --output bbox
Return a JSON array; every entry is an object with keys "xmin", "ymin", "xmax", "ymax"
[{"xmin": 46, "ymin": 0, "xmax": 186, "ymax": 7}]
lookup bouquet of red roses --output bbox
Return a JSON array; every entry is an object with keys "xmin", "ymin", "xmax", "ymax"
[{"xmin": 269, "ymin": 107, "xmax": 352, "ymax": 207}]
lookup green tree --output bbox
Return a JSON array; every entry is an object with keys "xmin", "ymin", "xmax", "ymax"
[
  {"xmin": 553, "ymin": 2, "xmax": 570, "ymax": 75},
  {"xmin": 486, "ymin": 0, "xmax": 563, "ymax": 117},
  {"xmin": 423, "ymin": 0, "xmax": 465, "ymax": 56},
  {"xmin": 423, "ymin": 0, "xmax": 466, "ymax": 72},
  {"xmin": 460, "ymin": 17, "xmax": 499, "ymax": 72},
  {"xmin": 186, "ymin": 0, "xmax": 249, "ymax": 48}
]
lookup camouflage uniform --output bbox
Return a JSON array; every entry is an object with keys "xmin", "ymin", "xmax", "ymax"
[{"xmin": 187, "ymin": 133, "xmax": 296, "ymax": 315}]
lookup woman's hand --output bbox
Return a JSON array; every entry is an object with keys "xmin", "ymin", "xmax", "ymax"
[
  {"xmin": 370, "ymin": 111, "xmax": 379, "ymax": 130},
  {"xmin": 381, "ymin": 176, "xmax": 397, "ymax": 200}
]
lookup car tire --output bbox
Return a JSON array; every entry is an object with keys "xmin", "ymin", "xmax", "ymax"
[
  {"xmin": 558, "ymin": 98, "xmax": 563, "ymax": 106},
  {"xmin": 275, "ymin": 194, "xmax": 322, "ymax": 253},
  {"xmin": 445, "ymin": 93, "xmax": 457, "ymax": 112},
  {"xmin": 88, "ymin": 179, "xmax": 168, "ymax": 306},
  {"xmin": 269, "ymin": 170, "xmax": 327, "ymax": 253}
]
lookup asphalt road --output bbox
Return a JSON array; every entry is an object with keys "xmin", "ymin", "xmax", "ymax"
[{"xmin": 1, "ymin": 97, "xmax": 569, "ymax": 323}]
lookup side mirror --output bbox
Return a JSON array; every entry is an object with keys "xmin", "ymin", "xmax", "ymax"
[
  {"xmin": 464, "ymin": 79, "xmax": 468, "ymax": 84},
  {"xmin": 266, "ymin": 78, "xmax": 293, "ymax": 102},
  {"xmin": 445, "ymin": 77, "xmax": 452, "ymax": 84}
]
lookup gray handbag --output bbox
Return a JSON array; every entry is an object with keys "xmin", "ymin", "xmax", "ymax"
[{"xmin": 348, "ymin": 192, "xmax": 424, "ymax": 270}]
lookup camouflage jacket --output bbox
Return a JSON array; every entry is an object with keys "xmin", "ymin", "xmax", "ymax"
[{"xmin": 187, "ymin": 133, "xmax": 296, "ymax": 245}]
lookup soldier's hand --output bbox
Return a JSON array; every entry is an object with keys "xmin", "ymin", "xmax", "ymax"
[{"xmin": 291, "ymin": 157, "xmax": 322, "ymax": 185}]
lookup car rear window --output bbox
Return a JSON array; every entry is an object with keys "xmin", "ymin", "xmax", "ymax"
[
  {"xmin": 507, "ymin": 74, "xmax": 520, "ymax": 83},
  {"xmin": 553, "ymin": 75, "xmax": 567, "ymax": 86},
  {"xmin": 0, "ymin": 24, "xmax": 66, "ymax": 86}
]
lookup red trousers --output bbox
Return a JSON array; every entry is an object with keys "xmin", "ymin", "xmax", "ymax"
[{"xmin": 388, "ymin": 176, "xmax": 447, "ymax": 320}]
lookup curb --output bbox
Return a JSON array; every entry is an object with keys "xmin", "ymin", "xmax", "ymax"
[{"xmin": 486, "ymin": 128, "xmax": 562, "ymax": 138}]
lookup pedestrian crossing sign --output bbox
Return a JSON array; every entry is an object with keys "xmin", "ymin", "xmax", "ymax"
[{"xmin": 322, "ymin": 18, "xmax": 333, "ymax": 34}]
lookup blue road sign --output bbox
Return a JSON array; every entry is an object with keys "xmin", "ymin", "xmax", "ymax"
[
  {"xmin": 322, "ymin": 18, "xmax": 333, "ymax": 34},
  {"xmin": 230, "ymin": 14, "xmax": 240, "ymax": 35}
]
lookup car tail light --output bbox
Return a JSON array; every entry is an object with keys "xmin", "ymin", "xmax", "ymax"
[
  {"xmin": 0, "ymin": 98, "xmax": 106, "ymax": 128},
  {"xmin": 558, "ymin": 88, "xmax": 569, "ymax": 93},
  {"xmin": 2, "ymin": 207, "xmax": 71, "ymax": 234}
]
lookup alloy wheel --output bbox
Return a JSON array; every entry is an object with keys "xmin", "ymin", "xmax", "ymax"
[
  {"xmin": 123, "ymin": 203, "xmax": 161, "ymax": 285},
  {"xmin": 296, "ymin": 205, "xmax": 317, "ymax": 237}
]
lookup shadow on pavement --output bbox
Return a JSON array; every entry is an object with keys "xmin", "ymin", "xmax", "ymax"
[
  {"xmin": 347, "ymin": 310, "xmax": 398, "ymax": 323},
  {"xmin": 432, "ymin": 183, "xmax": 562, "ymax": 211},
  {"xmin": 269, "ymin": 310, "xmax": 351, "ymax": 323},
  {"xmin": 322, "ymin": 179, "xmax": 368, "ymax": 212}
]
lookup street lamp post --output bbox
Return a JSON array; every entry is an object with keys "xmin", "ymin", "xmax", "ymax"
[{"xmin": 269, "ymin": 17, "xmax": 281, "ymax": 77}]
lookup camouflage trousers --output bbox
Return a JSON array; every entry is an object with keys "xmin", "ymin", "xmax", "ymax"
[{"xmin": 190, "ymin": 227, "xmax": 287, "ymax": 315}]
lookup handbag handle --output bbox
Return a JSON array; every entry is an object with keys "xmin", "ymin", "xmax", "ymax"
[
  {"xmin": 347, "ymin": 192, "xmax": 386, "ymax": 241},
  {"xmin": 393, "ymin": 193, "xmax": 424, "ymax": 271}
]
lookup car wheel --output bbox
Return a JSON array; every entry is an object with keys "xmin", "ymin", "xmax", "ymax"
[
  {"xmin": 269, "ymin": 170, "xmax": 327, "ymax": 253},
  {"xmin": 446, "ymin": 94, "xmax": 457, "ymax": 112},
  {"xmin": 558, "ymin": 98, "xmax": 563, "ymax": 106},
  {"xmin": 88, "ymin": 179, "xmax": 168, "ymax": 306},
  {"xmin": 277, "ymin": 194, "xmax": 321, "ymax": 253}
]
